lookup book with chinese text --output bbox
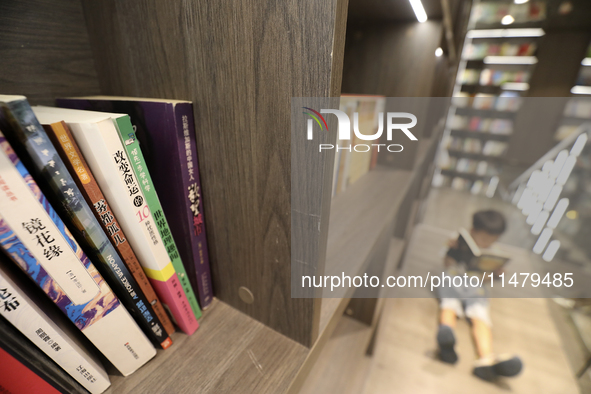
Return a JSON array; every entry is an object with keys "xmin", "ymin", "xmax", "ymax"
[
  {"xmin": 33, "ymin": 105, "xmax": 199, "ymax": 335},
  {"xmin": 0, "ymin": 253, "xmax": 110, "ymax": 393},
  {"xmin": 57, "ymin": 97, "xmax": 213, "ymax": 309},
  {"xmin": 0, "ymin": 111, "xmax": 155, "ymax": 375},
  {"xmin": 0, "ymin": 95, "xmax": 170, "ymax": 350},
  {"xmin": 453, "ymin": 228, "xmax": 511, "ymax": 272},
  {"xmin": 42, "ymin": 119, "xmax": 175, "ymax": 340}
]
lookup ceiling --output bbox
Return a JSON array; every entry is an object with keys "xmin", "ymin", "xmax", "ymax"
[{"xmin": 347, "ymin": 0, "xmax": 444, "ymax": 22}]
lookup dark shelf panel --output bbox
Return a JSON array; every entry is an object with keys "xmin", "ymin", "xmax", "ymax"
[
  {"xmin": 461, "ymin": 84, "xmax": 503, "ymax": 95},
  {"xmin": 440, "ymin": 169, "xmax": 489, "ymax": 180},
  {"xmin": 455, "ymin": 106, "xmax": 517, "ymax": 119},
  {"xmin": 447, "ymin": 149, "xmax": 506, "ymax": 162}
]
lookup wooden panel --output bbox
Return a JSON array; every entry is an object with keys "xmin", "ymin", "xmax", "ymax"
[
  {"xmin": 82, "ymin": 0, "xmax": 348, "ymax": 346},
  {"xmin": 0, "ymin": 1, "xmax": 100, "ymax": 105},
  {"xmin": 103, "ymin": 299, "xmax": 308, "ymax": 394}
]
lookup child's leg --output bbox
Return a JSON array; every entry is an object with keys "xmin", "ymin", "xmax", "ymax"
[
  {"xmin": 471, "ymin": 317, "xmax": 493, "ymax": 358},
  {"xmin": 466, "ymin": 299, "xmax": 522, "ymax": 380},
  {"xmin": 437, "ymin": 299, "xmax": 462, "ymax": 364}
]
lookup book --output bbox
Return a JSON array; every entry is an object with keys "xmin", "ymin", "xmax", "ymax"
[
  {"xmin": 451, "ymin": 228, "xmax": 511, "ymax": 272},
  {"xmin": 33, "ymin": 106, "xmax": 199, "ymax": 335},
  {"xmin": 112, "ymin": 117, "xmax": 202, "ymax": 319},
  {"xmin": 57, "ymin": 97, "xmax": 214, "ymax": 310},
  {"xmin": 0, "ymin": 325, "xmax": 62, "ymax": 394},
  {"xmin": 42, "ymin": 120, "xmax": 176, "ymax": 339},
  {"xmin": 0, "ymin": 253, "xmax": 110, "ymax": 393},
  {"xmin": 0, "ymin": 96, "xmax": 171, "ymax": 350},
  {"xmin": 0, "ymin": 114, "xmax": 156, "ymax": 375}
]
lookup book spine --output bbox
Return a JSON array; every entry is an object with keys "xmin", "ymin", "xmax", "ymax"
[
  {"xmin": 0, "ymin": 260, "xmax": 110, "ymax": 394},
  {"xmin": 174, "ymin": 103, "xmax": 214, "ymax": 309},
  {"xmin": 0, "ymin": 100, "xmax": 156, "ymax": 376},
  {"xmin": 44, "ymin": 121, "xmax": 175, "ymax": 345},
  {"xmin": 68, "ymin": 117, "xmax": 198, "ymax": 335},
  {"xmin": 0, "ymin": 346, "xmax": 61, "ymax": 394},
  {"xmin": 115, "ymin": 116, "xmax": 202, "ymax": 319}
]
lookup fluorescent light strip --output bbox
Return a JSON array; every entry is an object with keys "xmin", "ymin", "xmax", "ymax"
[
  {"xmin": 533, "ymin": 228, "xmax": 553, "ymax": 254},
  {"xmin": 555, "ymin": 155, "xmax": 576, "ymax": 185},
  {"xmin": 484, "ymin": 56, "xmax": 537, "ymax": 65},
  {"xmin": 582, "ymin": 58, "xmax": 591, "ymax": 66},
  {"xmin": 571, "ymin": 86, "xmax": 591, "ymax": 95},
  {"xmin": 486, "ymin": 176, "xmax": 499, "ymax": 198},
  {"xmin": 467, "ymin": 28, "xmax": 545, "ymax": 38},
  {"xmin": 570, "ymin": 133, "xmax": 588, "ymax": 157},
  {"xmin": 526, "ymin": 202, "xmax": 543, "ymax": 225},
  {"xmin": 531, "ymin": 211, "xmax": 550, "ymax": 235},
  {"xmin": 409, "ymin": 0, "xmax": 427, "ymax": 23},
  {"xmin": 547, "ymin": 198, "xmax": 569, "ymax": 229},
  {"xmin": 549, "ymin": 150, "xmax": 569, "ymax": 179},
  {"xmin": 542, "ymin": 240, "xmax": 560, "ymax": 262},
  {"xmin": 543, "ymin": 185, "xmax": 563, "ymax": 211},
  {"xmin": 517, "ymin": 187, "xmax": 533, "ymax": 210}
]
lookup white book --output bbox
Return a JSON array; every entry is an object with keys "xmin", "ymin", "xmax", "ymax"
[
  {"xmin": 0, "ymin": 261, "xmax": 111, "ymax": 393},
  {"xmin": 0, "ymin": 113, "xmax": 156, "ymax": 377}
]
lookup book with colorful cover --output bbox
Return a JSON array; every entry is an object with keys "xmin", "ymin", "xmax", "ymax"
[
  {"xmin": 0, "ymin": 113, "xmax": 155, "ymax": 375},
  {"xmin": 32, "ymin": 106, "xmax": 199, "ymax": 335},
  {"xmin": 0, "ymin": 96, "xmax": 170, "ymax": 350},
  {"xmin": 57, "ymin": 97, "xmax": 213, "ymax": 309},
  {"xmin": 0, "ymin": 253, "xmax": 110, "ymax": 393},
  {"xmin": 42, "ymin": 120, "xmax": 176, "ymax": 338},
  {"xmin": 113, "ymin": 116, "xmax": 201, "ymax": 319}
]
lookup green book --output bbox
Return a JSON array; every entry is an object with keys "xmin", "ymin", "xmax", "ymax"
[{"xmin": 113, "ymin": 117, "xmax": 202, "ymax": 319}]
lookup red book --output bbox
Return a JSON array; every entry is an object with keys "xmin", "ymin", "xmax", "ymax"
[{"xmin": 0, "ymin": 347, "xmax": 61, "ymax": 394}]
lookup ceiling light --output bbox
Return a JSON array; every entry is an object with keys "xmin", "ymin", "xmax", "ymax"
[
  {"xmin": 409, "ymin": 0, "xmax": 428, "ymax": 23},
  {"xmin": 571, "ymin": 86, "xmax": 591, "ymax": 95},
  {"xmin": 501, "ymin": 15, "xmax": 515, "ymax": 25},
  {"xmin": 514, "ymin": 0, "xmax": 529, "ymax": 4},
  {"xmin": 582, "ymin": 58, "xmax": 591, "ymax": 66},
  {"xmin": 542, "ymin": 240, "xmax": 560, "ymax": 262},
  {"xmin": 435, "ymin": 47, "xmax": 443, "ymax": 57}
]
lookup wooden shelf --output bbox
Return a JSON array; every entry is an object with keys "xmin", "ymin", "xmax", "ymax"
[
  {"xmin": 449, "ymin": 129, "xmax": 511, "ymax": 141},
  {"xmin": 440, "ymin": 169, "xmax": 489, "ymax": 180},
  {"xmin": 104, "ymin": 299, "xmax": 307, "ymax": 394}
]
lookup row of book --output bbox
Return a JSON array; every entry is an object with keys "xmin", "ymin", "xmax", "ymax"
[
  {"xmin": 440, "ymin": 157, "xmax": 500, "ymax": 177},
  {"xmin": 564, "ymin": 98, "xmax": 591, "ymax": 119},
  {"xmin": 0, "ymin": 95, "xmax": 214, "ymax": 393},
  {"xmin": 436, "ymin": 175, "xmax": 495, "ymax": 196},
  {"xmin": 331, "ymin": 95, "xmax": 385, "ymax": 197},
  {"xmin": 471, "ymin": 1, "xmax": 546, "ymax": 25},
  {"xmin": 461, "ymin": 69, "xmax": 531, "ymax": 87},
  {"xmin": 462, "ymin": 42, "xmax": 537, "ymax": 60},
  {"xmin": 448, "ymin": 114, "xmax": 513, "ymax": 134},
  {"xmin": 452, "ymin": 93, "xmax": 522, "ymax": 112},
  {"xmin": 446, "ymin": 137, "xmax": 508, "ymax": 157}
]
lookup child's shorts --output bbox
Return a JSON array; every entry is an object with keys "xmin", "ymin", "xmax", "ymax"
[{"xmin": 440, "ymin": 297, "xmax": 491, "ymax": 327}]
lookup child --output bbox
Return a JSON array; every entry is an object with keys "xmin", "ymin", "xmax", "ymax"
[{"xmin": 436, "ymin": 209, "xmax": 523, "ymax": 381}]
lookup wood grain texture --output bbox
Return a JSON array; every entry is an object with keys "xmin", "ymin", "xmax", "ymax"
[
  {"xmin": 81, "ymin": 0, "xmax": 349, "ymax": 346},
  {"xmin": 103, "ymin": 299, "xmax": 308, "ymax": 394},
  {"xmin": 0, "ymin": 1, "xmax": 100, "ymax": 105}
]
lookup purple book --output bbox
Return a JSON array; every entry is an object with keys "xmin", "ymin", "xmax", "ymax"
[{"xmin": 57, "ymin": 97, "xmax": 213, "ymax": 309}]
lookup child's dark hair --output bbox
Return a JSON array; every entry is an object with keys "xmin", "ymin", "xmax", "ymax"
[{"xmin": 472, "ymin": 210, "xmax": 506, "ymax": 235}]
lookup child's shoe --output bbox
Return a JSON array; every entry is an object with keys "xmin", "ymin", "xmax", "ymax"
[
  {"xmin": 473, "ymin": 354, "xmax": 523, "ymax": 381},
  {"xmin": 437, "ymin": 325, "xmax": 458, "ymax": 364}
]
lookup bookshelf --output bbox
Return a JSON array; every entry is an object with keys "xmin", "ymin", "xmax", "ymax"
[{"xmin": 0, "ymin": 1, "xmax": 444, "ymax": 393}]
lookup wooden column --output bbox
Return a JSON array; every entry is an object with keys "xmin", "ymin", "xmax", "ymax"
[{"xmin": 82, "ymin": 0, "xmax": 348, "ymax": 346}]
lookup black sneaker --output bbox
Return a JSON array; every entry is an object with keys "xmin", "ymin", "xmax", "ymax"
[
  {"xmin": 473, "ymin": 354, "xmax": 523, "ymax": 381},
  {"xmin": 437, "ymin": 325, "xmax": 458, "ymax": 364}
]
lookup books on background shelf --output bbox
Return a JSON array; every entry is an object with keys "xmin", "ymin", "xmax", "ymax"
[
  {"xmin": 332, "ymin": 95, "xmax": 385, "ymax": 197},
  {"xmin": 452, "ymin": 94, "xmax": 522, "ymax": 113},
  {"xmin": 32, "ymin": 106, "xmax": 200, "ymax": 336},
  {"xmin": 461, "ymin": 69, "xmax": 530, "ymax": 87},
  {"xmin": 56, "ymin": 97, "xmax": 213, "ymax": 310},
  {"xmin": 471, "ymin": 1, "xmax": 546, "ymax": 25},
  {"xmin": 0, "ymin": 101, "xmax": 156, "ymax": 376},
  {"xmin": 462, "ymin": 42, "xmax": 537, "ymax": 60},
  {"xmin": 0, "ymin": 254, "xmax": 110, "ymax": 393}
]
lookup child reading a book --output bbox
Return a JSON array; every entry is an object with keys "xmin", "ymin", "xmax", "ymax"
[{"xmin": 436, "ymin": 209, "xmax": 523, "ymax": 381}]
